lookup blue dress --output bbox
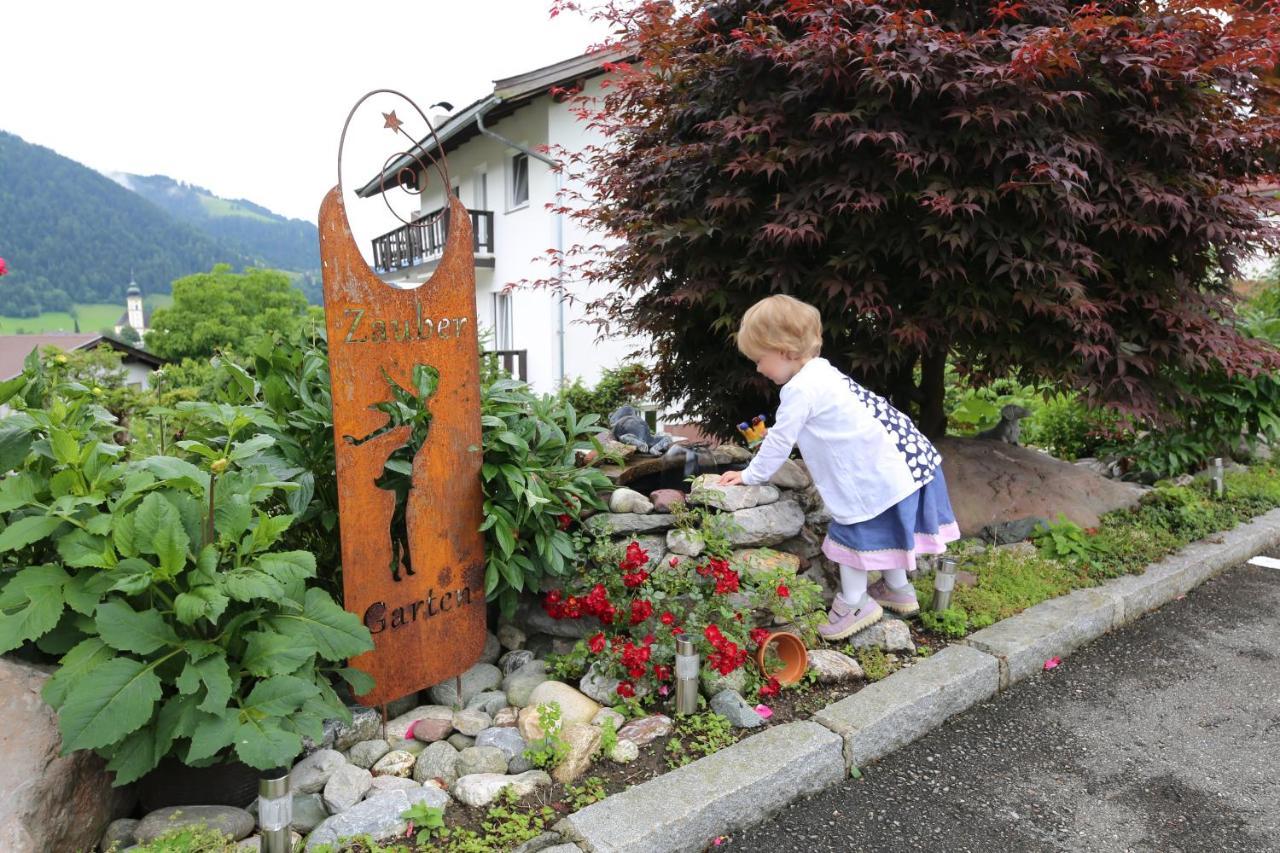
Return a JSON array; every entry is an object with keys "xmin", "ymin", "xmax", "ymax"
[{"xmin": 822, "ymin": 467, "xmax": 960, "ymax": 572}]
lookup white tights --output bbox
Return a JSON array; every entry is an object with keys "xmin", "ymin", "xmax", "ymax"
[{"xmin": 838, "ymin": 565, "xmax": 910, "ymax": 605}]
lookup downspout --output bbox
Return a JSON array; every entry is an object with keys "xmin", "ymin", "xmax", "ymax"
[{"xmin": 475, "ymin": 97, "xmax": 566, "ymax": 387}]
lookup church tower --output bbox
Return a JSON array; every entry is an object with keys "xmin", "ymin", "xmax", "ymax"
[{"xmin": 126, "ymin": 279, "xmax": 145, "ymax": 334}]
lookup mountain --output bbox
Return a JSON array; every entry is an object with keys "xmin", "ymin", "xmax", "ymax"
[{"xmin": 110, "ymin": 173, "xmax": 319, "ymax": 276}]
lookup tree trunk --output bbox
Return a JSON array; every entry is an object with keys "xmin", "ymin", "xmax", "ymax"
[{"xmin": 918, "ymin": 348, "xmax": 948, "ymax": 439}]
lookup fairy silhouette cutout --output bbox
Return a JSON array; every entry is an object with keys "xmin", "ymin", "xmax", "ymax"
[{"xmin": 344, "ymin": 364, "xmax": 439, "ymax": 582}]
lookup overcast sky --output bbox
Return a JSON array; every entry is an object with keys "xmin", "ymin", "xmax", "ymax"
[{"xmin": 3, "ymin": 1, "xmax": 609, "ymax": 243}]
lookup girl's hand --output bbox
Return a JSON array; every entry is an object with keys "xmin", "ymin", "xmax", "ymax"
[{"xmin": 717, "ymin": 470, "xmax": 744, "ymax": 486}]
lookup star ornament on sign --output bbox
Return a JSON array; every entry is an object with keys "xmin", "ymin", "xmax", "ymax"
[{"xmin": 382, "ymin": 110, "xmax": 404, "ymax": 133}]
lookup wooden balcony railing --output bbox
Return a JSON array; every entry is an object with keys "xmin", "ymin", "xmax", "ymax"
[
  {"xmin": 483, "ymin": 349, "xmax": 527, "ymax": 382},
  {"xmin": 372, "ymin": 207, "xmax": 495, "ymax": 274}
]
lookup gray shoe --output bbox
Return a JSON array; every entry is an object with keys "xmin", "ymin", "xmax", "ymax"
[{"xmin": 817, "ymin": 594, "xmax": 884, "ymax": 642}]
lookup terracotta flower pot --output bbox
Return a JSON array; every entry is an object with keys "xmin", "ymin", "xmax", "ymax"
[{"xmin": 754, "ymin": 631, "xmax": 808, "ymax": 685}]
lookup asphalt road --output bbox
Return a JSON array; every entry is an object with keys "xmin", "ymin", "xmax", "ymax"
[{"xmin": 725, "ymin": 557, "xmax": 1280, "ymax": 853}]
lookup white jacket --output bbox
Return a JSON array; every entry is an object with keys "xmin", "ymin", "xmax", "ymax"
[{"xmin": 740, "ymin": 358, "xmax": 942, "ymax": 524}]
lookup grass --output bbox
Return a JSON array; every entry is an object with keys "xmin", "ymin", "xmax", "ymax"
[
  {"xmin": 0, "ymin": 296, "xmax": 172, "ymax": 335},
  {"xmin": 198, "ymin": 194, "xmax": 277, "ymax": 223}
]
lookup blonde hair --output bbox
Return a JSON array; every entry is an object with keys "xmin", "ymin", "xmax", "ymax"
[{"xmin": 736, "ymin": 295, "xmax": 823, "ymax": 361}]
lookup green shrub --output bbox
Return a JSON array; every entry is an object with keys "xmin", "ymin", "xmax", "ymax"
[{"xmin": 557, "ymin": 363, "xmax": 650, "ymax": 423}]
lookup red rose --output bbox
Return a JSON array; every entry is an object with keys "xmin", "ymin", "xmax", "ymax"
[
  {"xmin": 671, "ymin": 627, "xmax": 684, "ymax": 635},
  {"xmin": 660, "ymin": 611, "xmax": 676, "ymax": 625},
  {"xmin": 750, "ymin": 627, "xmax": 771, "ymax": 646},
  {"xmin": 759, "ymin": 676, "xmax": 781, "ymax": 697},
  {"xmin": 557, "ymin": 514, "xmax": 572, "ymax": 530},
  {"xmin": 616, "ymin": 681, "xmax": 636, "ymax": 698},
  {"xmin": 588, "ymin": 632, "xmax": 606, "ymax": 654},
  {"xmin": 776, "ymin": 584, "xmax": 790, "ymax": 598},
  {"xmin": 652, "ymin": 664, "xmax": 671, "ymax": 681},
  {"xmin": 630, "ymin": 599, "xmax": 654, "ymax": 625},
  {"xmin": 642, "ymin": 633, "xmax": 656, "ymax": 646},
  {"xmin": 669, "ymin": 557, "xmax": 679, "ymax": 567}
]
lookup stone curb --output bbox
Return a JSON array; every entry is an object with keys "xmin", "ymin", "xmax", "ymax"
[{"xmin": 546, "ymin": 507, "xmax": 1280, "ymax": 852}]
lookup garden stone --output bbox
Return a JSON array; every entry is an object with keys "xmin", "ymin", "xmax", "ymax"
[
  {"xmin": 447, "ymin": 733, "xmax": 476, "ymax": 750},
  {"xmin": 305, "ymin": 788, "xmax": 448, "ymax": 851},
  {"xmin": 505, "ymin": 660, "xmax": 550, "ymax": 707},
  {"xmin": 806, "ymin": 505, "xmax": 834, "ymax": 526},
  {"xmin": 978, "ymin": 516, "xmax": 1047, "ymax": 545},
  {"xmin": 650, "ymin": 488, "xmax": 685, "ymax": 512},
  {"xmin": 101, "ymin": 818, "xmax": 140, "ymax": 851},
  {"xmin": 523, "ymin": 606, "xmax": 601, "ymax": 639},
  {"xmin": 135, "ymin": 806, "xmax": 254, "ymax": 843},
  {"xmin": 429, "ymin": 662, "xmax": 503, "ymax": 707},
  {"xmin": 666, "ymin": 529, "xmax": 705, "ymax": 557},
  {"xmin": 384, "ymin": 705, "xmax": 453, "ymax": 741},
  {"xmin": 690, "ymin": 475, "xmax": 780, "ymax": 511},
  {"xmin": 332, "ymin": 708, "xmax": 380, "ymax": 752},
  {"xmin": 322, "ymin": 764, "xmax": 373, "ymax": 813},
  {"xmin": 769, "ymin": 459, "xmax": 812, "ymax": 490},
  {"xmin": 383, "ymin": 693, "xmax": 422, "ymax": 719},
  {"xmin": 586, "ymin": 512, "xmax": 676, "ymax": 535},
  {"xmin": 710, "ymin": 690, "xmax": 765, "ymax": 728},
  {"xmin": 579, "ymin": 662, "xmax": 624, "ymax": 705},
  {"xmin": 518, "ymin": 705, "xmax": 548, "ymax": 741},
  {"xmin": 731, "ymin": 548, "xmax": 800, "ymax": 583},
  {"xmin": 777, "ymin": 528, "xmax": 823, "ymax": 560},
  {"xmin": 480, "ymin": 631, "xmax": 503, "ymax": 665},
  {"xmin": 728, "ymin": 500, "xmax": 806, "ymax": 546},
  {"xmin": 633, "ymin": 534, "xmax": 668, "ymax": 566},
  {"xmin": 712, "ymin": 444, "xmax": 754, "ymax": 464},
  {"xmin": 551, "ymin": 723, "xmax": 602, "ymax": 784},
  {"xmin": 371, "ymin": 749, "xmax": 415, "ymax": 778},
  {"xmin": 700, "ymin": 666, "xmax": 747, "ymax": 698},
  {"xmin": 592, "ymin": 708, "xmax": 626, "ymax": 730},
  {"xmin": 527, "ymin": 681, "xmax": 602, "ymax": 726},
  {"xmin": 289, "ymin": 794, "xmax": 328, "ymax": 834},
  {"xmin": 607, "ymin": 739, "xmax": 640, "ymax": 764},
  {"xmin": 610, "ymin": 487, "xmax": 655, "ymax": 514},
  {"xmin": 413, "ymin": 742, "xmax": 459, "ymax": 786},
  {"xmin": 366, "ymin": 776, "xmax": 421, "ymax": 797},
  {"xmin": 0, "ymin": 657, "xmax": 112, "ymax": 853},
  {"xmin": 847, "ymin": 618, "xmax": 916, "ymax": 653},
  {"xmin": 347, "ymin": 739, "xmax": 391, "ymax": 769},
  {"xmin": 500, "ymin": 649, "xmax": 536, "ymax": 676},
  {"xmin": 494, "ymin": 706, "xmax": 519, "ymax": 727},
  {"xmin": 453, "ymin": 708, "xmax": 492, "ymax": 736},
  {"xmin": 513, "ymin": 832, "xmax": 568, "ymax": 853},
  {"xmin": 508, "ymin": 752, "xmax": 536, "ymax": 774},
  {"xmin": 476, "ymin": 727, "xmax": 528, "ymax": 763},
  {"xmin": 389, "ymin": 737, "xmax": 426, "ymax": 756},
  {"xmin": 457, "ymin": 746, "xmax": 509, "ymax": 777},
  {"xmin": 807, "ymin": 649, "xmax": 864, "ymax": 683},
  {"xmin": 617, "ymin": 714, "xmax": 674, "ymax": 747},
  {"xmin": 289, "ymin": 749, "xmax": 347, "ymax": 795},
  {"xmin": 411, "ymin": 718, "xmax": 454, "ymax": 743},
  {"xmin": 451, "ymin": 771, "xmax": 553, "ymax": 809},
  {"xmin": 466, "ymin": 690, "xmax": 509, "ymax": 717},
  {"xmin": 497, "ymin": 623, "xmax": 527, "ymax": 651}
]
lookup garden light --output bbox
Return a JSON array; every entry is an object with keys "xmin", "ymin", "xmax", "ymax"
[
  {"xmin": 674, "ymin": 636, "xmax": 700, "ymax": 715},
  {"xmin": 258, "ymin": 772, "xmax": 292, "ymax": 853},
  {"xmin": 1213, "ymin": 457, "xmax": 1225, "ymax": 498},
  {"xmin": 933, "ymin": 557, "xmax": 958, "ymax": 612}
]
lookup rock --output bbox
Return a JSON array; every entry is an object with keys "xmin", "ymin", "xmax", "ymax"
[
  {"xmin": 727, "ymin": 500, "xmax": 806, "ymax": 547},
  {"xmin": 517, "ymin": 706, "xmax": 548, "ymax": 741},
  {"xmin": 806, "ymin": 505, "xmax": 834, "ymax": 526},
  {"xmin": 937, "ymin": 436, "xmax": 1146, "ymax": 534},
  {"xmin": 592, "ymin": 708, "xmax": 626, "ymax": 730},
  {"xmin": 411, "ymin": 718, "xmax": 454, "ymax": 743},
  {"xmin": 700, "ymin": 666, "xmax": 748, "ymax": 699},
  {"xmin": 526, "ymin": 681, "xmax": 602, "ymax": 726},
  {"xmin": 289, "ymin": 748, "xmax": 347, "ymax": 795},
  {"xmin": 466, "ymin": 690, "xmax": 509, "ymax": 717},
  {"xmin": 978, "ymin": 516, "xmax": 1047, "ymax": 545},
  {"xmin": 480, "ymin": 631, "xmax": 503, "ymax": 665},
  {"xmin": 631, "ymin": 534, "xmax": 668, "ymax": 567},
  {"xmin": 475, "ymin": 727, "xmax": 529, "ymax": 763},
  {"xmin": 649, "ymin": 488, "xmax": 686, "ymax": 512},
  {"xmin": 371, "ymin": 749, "xmax": 415, "ymax": 778},
  {"xmin": 383, "ymin": 693, "xmax": 422, "ymax": 719},
  {"xmin": 0, "ymin": 657, "xmax": 113, "ymax": 853},
  {"xmin": 585, "ymin": 512, "xmax": 677, "ymax": 535},
  {"xmin": 429, "ymin": 662, "xmax": 503, "ymax": 707},
  {"xmin": 412, "ymin": 742, "xmax": 460, "ymax": 787},
  {"xmin": 610, "ymin": 487, "xmax": 655, "ymax": 514},
  {"xmin": 776, "ymin": 527, "xmax": 823, "ymax": 560},
  {"xmin": 499, "ymin": 649, "xmax": 537, "ymax": 676},
  {"xmin": 847, "ymin": 618, "xmax": 916, "ymax": 653},
  {"xmin": 366, "ymin": 776, "xmax": 421, "ymax": 798},
  {"xmin": 347, "ymin": 739, "xmax": 391, "ymax": 770},
  {"xmin": 389, "ymin": 737, "xmax": 426, "ymax": 756},
  {"xmin": 384, "ymin": 705, "xmax": 454, "ymax": 741},
  {"xmin": 289, "ymin": 793, "xmax": 328, "ymax": 834},
  {"xmin": 806, "ymin": 649, "xmax": 864, "ymax": 683},
  {"xmin": 1074, "ymin": 457, "xmax": 1123, "ymax": 479},
  {"xmin": 332, "ymin": 708, "xmax": 380, "ymax": 752},
  {"xmin": 447, "ymin": 733, "xmax": 476, "ymax": 751},
  {"xmin": 710, "ymin": 690, "xmax": 765, "ymax": 728},
  {"xmin": 453, "ymin": 708, "xmax": 492, "ymax": 737},
  {"xmin": 730, "ymin": 548, "xmax": 801, "ymax": 583},
  {"xmin": 607, "ymin": 739, "xmax": 640, "ymax": 764},
  {"xmin": 451, "ymin": 771, "xmax": 553, "ymax": 809},
  {"xmin": 493, "ymin": 706, "xmax": 520, "ymax": 727},
  {"xmin": 689, "ymin": 475, "xmax": 780, "ymax": 511},
  {"xmin": 305, "ymin": 788, "xmax": 448, "ymax": 851},
  {"xmin": 497, "ymin": 623, "xmax": 527, "ymax": 651},
  {"xmin": 101, "ymin": 818, "xmax": 140, "ymax": 851},
  {"xmin": 457, "ymin": 745, "xmax": 509, "ymax": 777},
  {"xmin": 135, "ymin": 806, "xmax": 255, "ymax": 843},
  {"xmin": 769, "ymin": 459, "xmax": 813, "ymax": 490},
  {"xmin": 505, "ymin": 660, "xmax": 551, "ymax": 707},
  {"xmin": 666, "ymin": 529, "xmax": 705, "ymax": 557},
  {"xmin": 513, "ymin": 832, "xmax": 569, "ymax": 853},
  {"xmin": 617, "ymin": 714, "xmax": 673, "ymax": 747},
  {"xmin": 523, "ymin": 607, "xmax": 602, "ymax": 639},
  {"xmin": 711, "ymin": 444, "xmax": 754, "ymax": 464},
  {"xmin": 552, "ymin": 723, "xmax": 602, "ymax": 784},
  {"xmin": 579, "ymin": 662, "xmax": 624, "ymax": 705},
  {"xmin": 322, "ymin": 764, "xmax": 373, "ymax": 814}
]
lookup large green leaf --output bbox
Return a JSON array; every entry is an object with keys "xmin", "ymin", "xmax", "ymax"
[
  {"xmin": 214, "ymin": 493, "xmax": 253, "ymax": 542},
  {"xmin": 112, "ymin": 513, "xmax": 138, "ymax": 557},
  {"xmin": 138, "ymin": 457, "xmax": 209, "ymax": 492},
  {"xmin": 0, "ymin": 564, "xmax": 68, "ymax": 654},
  {"xmin": 58, "ymin": 656, "xmax": 165, "ymax": 751},
  {"xmin": 104, "ymin": 724, "xmax": 161, "ymax": 786},
  {"xmin": 173, "ymin": 585, "xmax": 229, "ymax": 627},
  {"xmin": 186, "ymin": 713, "xmax": 239, "ymax": 763},
  {"xmin": 155, "ymin": 693, "xmax": 201, "ymax": 756},
  {"xmin": 241, "ymin": 629, "xmax": 315, "ymax": 677},
  {"xmin": 0, "ymin": 374, "xmax": 28, "ymax": 407},
  {"xmin": 222, "ymin": 569, "xmax": 285, "ymax": 603},
  {"xmin": 241, "ymin": 675, "xmax": 318, "ymax": 717},
  {"xmin": 174, "ymin": 651, "xmax": 235, "ymax": 713},
  {"xmin": 0, "ymin": 515, "xmax": 65, "ymax": 552},
  {"xmin": 62, "ymin": 569, "xmax": 115, "ymax": 616},
  {"xmin": 254, "ymin": 551, "xmax": 316, "ymax": 584},
  {"xmin": 337, "ymin": 667, "xmax": 376, "ymax": 697},
  {"xmin": 49, "ymin": 428, "xmax": 80, "ymax": 466},
  {"xmin": 0, "ymin": 422, "xmax": 34, "ymax": 472},
  {"xmin": 96, "ymin": 600, "xmax": 180, "ymax": 655},
  {"xmin": 152, "ymin": 518, "xmax": 190, "ymax": 578},
  {"xmin": 267, "ymin": 588, "xmax": 374, "ymax": 662},
  {"xmin": 0, "ymin": 472, "xmax": 38, "ymax": 513},
  {"xmin": 132, "ymin": 493, "xmax": 180, "ymax": 557},
  {"xmin": 57, "ymin": 529, "xmax": 111, "ymax": 569},
  {"xmin": 234, "ymin": 717, "xmax": 302, "ymax": 770},
  {"xmin": 106, "ymin": 557, "xmax": 154, "ymax": 595},
  {"xmin": 42, "ymin": 637, "xmax": 114, "ymax": 707}
]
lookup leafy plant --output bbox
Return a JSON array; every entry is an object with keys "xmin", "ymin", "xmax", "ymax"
[
  {"xmin": 564, "ymin": 775, "xmax": 608, "ymax": 811},
  {"xmin": 664, "ymin": 711, "xmax": 736, "ymax": 769},
  {"xmin": 918, "ymin": 607, "xmax": 969, "ymax": 640},
  {"xmin": 521, "ymin": 701, "xmax": 570, "ymax": 770},
  {"xmin": 853, "ymin": 647, "xmax": 891, "ymax": 683},
  {"xmin": 401, "ymin": 801, "xmax": 446, "ymax": 845},
  {"xmin": 1031, "ymin": 515, "xmax": 1101, "ymax": 563},
  {"xmin": 433, "ymin": 788, "xmax": 556, "ymax": 852},
  {"xmin": 557, "ymin": 362, "xmax": 651, "ymax": 422},
  {"xmin": 122, "ymin": 820, "xmax": 242, "ymax": 852},
  {"xmin": 0, "ymin": 355, "xmax": 372, "ymax": 785},
  {"xmin": 598, "ymin": 715, "xmax": 618, "ymax": 758}
]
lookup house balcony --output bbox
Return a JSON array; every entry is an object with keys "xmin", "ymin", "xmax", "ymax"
[{"xmin": 371, "ymin": 207, "xmax": 495, "ymax": 277}]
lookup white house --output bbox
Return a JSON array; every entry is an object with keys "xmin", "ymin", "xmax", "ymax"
[{"xmin": 356, "ymin": 49, "xmax": 646, "ymax": 394}]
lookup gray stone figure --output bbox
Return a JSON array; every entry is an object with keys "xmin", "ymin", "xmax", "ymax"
[
  {"xmin": 975, "ymin": 404, "xmax": 1032, "ymax": 445},
  {"xmin": 608, "ymin": 405, "xmax": 674, "ymax": 455}
]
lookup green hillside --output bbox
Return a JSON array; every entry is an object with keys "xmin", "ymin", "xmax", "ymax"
[{"xmin": 0, "ymin": 296, "xmax": 172, "ymax": 335}]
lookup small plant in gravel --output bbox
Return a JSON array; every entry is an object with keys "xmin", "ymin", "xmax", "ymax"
[
  {"xmin": 665, "ymin": 711, "xmax": 737, "ymax": 769},
  {"xmin": 918, "ymin": 606, "xmax": 969, "ymax": 640},
  {"xmin": 565, "ymin": 775, "xmax": 608, "ymax": 810},
  {"xmin": 123, "ymin": 822, "xmax": 240, "ymax": 852},
  {"xmin": 435, "ymin": 788, "xmax": 556, "ymax": 853},
  {"xmin": 401, "ymin": 801, "xmax": 445, "ymax": 846},
  {"xmin": 598, "ymin": 716, "xmax": 618, "ymax": 757},
  {"xmin": 522, "ymin": 701, "xmax": 570, "ymax": 770},
  {"xmin": 854, "ymin": 646, "xmax": 891, "ymax": 682}
]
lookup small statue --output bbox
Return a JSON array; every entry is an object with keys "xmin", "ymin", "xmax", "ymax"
[
  {"xmin": 975, "ymin": 404, "xmax": 1032, "ymax": 446},
  {"xmin": 608, "ymin": 405, "xmax": 674, "ymax": 455}
]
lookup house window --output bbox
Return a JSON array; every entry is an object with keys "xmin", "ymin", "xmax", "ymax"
[
  {"xmin": 493, "ymin": 292, "xmax": 513, "ymax": 350},
  {"xmin": 474, "ymin": 171, "xmax": 488, "ymax": 210},
  {"xmin": 510, "ymin": 153, "xmax": 529, "ymax": 209}
]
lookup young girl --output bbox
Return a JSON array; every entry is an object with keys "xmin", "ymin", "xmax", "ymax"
[{"xmin": 718, "ymin": 295, "xmax": 960, "ymax": 641}]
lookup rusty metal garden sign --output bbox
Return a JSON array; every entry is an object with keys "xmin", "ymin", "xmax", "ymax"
[{"xmin": 320, "ymin": 94, "xmax": 485, "ymax": 707}]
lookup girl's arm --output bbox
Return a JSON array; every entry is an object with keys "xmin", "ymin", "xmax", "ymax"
[{"xmin": 740, "ymin": 384, "xmax": 810, "ymax": 485}]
